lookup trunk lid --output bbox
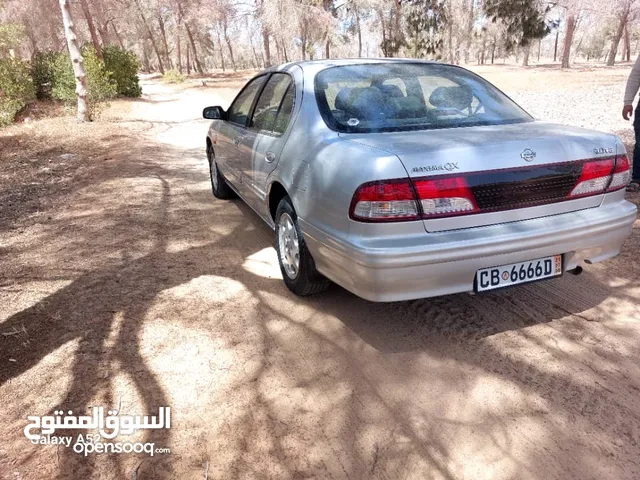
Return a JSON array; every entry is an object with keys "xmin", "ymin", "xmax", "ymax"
[{"xmin": 340, "ymin": 121, "xmax": 618, "ymax": 232}]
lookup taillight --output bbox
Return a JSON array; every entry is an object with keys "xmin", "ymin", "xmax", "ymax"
[
  {"xmin": 413, "ymin": 176, "xmax": 479, "ymax": 218},
  {"xmin": 568, "ymin": 158, "xmax": 614, "ymax": 198},
  {"xmin": 608, "ymin": 154, "xmax": 631, "ymax": 191},
  {"xmin": 349, "ymin": 179, "xmax": 419, "ymax": 222}
]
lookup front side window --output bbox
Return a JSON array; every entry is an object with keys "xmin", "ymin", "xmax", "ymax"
[
  {"xmin": 227, "ymin": 75, "xmax": 267, "ymax": 126},
  {"xmin": 315, "ymin": 63, "xmax": 533, "ymax": 133},
  {"xmin": 250, "ymin": 73, "xmax": 294, "ymax": 135}
]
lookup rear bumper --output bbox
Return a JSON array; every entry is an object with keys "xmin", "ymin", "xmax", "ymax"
[{"xmin": 299, "ymin": 200, "xmax": 638, "ymax": 302}]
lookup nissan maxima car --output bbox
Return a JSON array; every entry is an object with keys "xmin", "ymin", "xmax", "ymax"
[{"xmin": 202, "ymin": 59, "xmax": 637, "ymax": 302}]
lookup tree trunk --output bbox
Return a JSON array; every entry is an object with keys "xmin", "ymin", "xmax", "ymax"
[
  {"xmin": 142, "ymin": 43, "xmax": 151, "ymax": 72},
  {"xmin": 464, "ymin": 0, "xmax": 474, "ymax": 64},
  {"xmin": 157, "ymin": 14, "xmax": 173, "ymax": 69},
  {"xmin": 79, "ymin": 0, "xmax": 103, "ymax": 59},
  {"xmin": 262, "ymin": 28, "xmax": 271, "ymax": 66},
  {"xmin": 380, "ymin": 9, "xmax": 388, "ymax": 57},
  {"xmin": 222, "ymin": 21, "xmax": 236, "ymax": 71},
  {"xmin": 355, "ymin": 5, "xmax": 362, "ymax": 57},
  {"xmin": 554, "ymin": 30, "xmax": 559, "ymax": 62},
  {"xmin": 522, "ymin": 43, "xmax": 530, "ymax": 67},
  {"xmin": 186, "ymin": 41, "xmax": 191, "ymax": 74},
  {"xmin": 575, "ymin": 36, "xmax": 583, "ymax": 60},
  {"xmin": 274, "ymin": 36, "xmax": 282, "ymax": 63},
  {"xmin": 393, "ymin": 0, "xmax": 400, "ymax": 57},
  {"xmin": 97, "ymin": 23, "xmax": 110, "ymax": 46},
  {"xmin": 175, "ymin": 1, "xmax": 182, "ymax": 73},
  {"xmin": 301, "ymin": 21, "xmax": 307, "ymax": 61},
  {"xmin": 537, "ymin": 39, "xmax": 541, "ymax": 62},
  {"xmin": 561, "ymin": 14, "xmax": 576, "ymax": 68},
  {"xmin": 48, "ymin": 19, "xmax": 61, "ymax": 50},
  {"xmin": 216, "ymin": 29, "xmax": 225, "ymax": 71},
  {"xmin": 607, "ymin": 3, "xmax": 630, "ymax": 66},
  {"xmin": 491, "ymin": 42, "xmax": 496, "ymax": 64},
  {"xmin": 325, "ymin": 38, "xmax": 330, "ymax": 59},
  {"xmin": 58, "ymin": 0, "xmax": 89, "ymax": 122},
  {"xmin": 251, "ymin": 42, "xmax": 260, "ymax": 68},
  {"xmin": 283, "ymin": 39, "xmax": 289, "ymax": 62},
  {"xmin": 92, "ymin": 0, "xmax": 112, "ymax": 46},
  {"xmin": 111, "ymin": 21, "xmax": 125, "ymax": 49},
  {"xmin": 624, "ymin": 24, "xmax": 631, "ymax": 61},
  {"xmin": 134, "ymin": 0, "xmax": 165, "ymax": 73},
  {"xmin": 185, "ymin": 23, "xmax": 204, "ymax": 74}
]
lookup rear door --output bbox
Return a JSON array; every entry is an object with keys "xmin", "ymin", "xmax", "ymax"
[
  {"xmin": 216, "ymin": 75, "xmax": 267, "ymax": 191},
  {"xmin": 239, "ymin": 73, "xmax": 295, "ymax": 213}
]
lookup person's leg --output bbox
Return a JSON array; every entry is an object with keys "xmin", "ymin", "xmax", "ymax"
[{"xmin": 631, "ymin": 106, "xmax": 640, "ymax": 185}]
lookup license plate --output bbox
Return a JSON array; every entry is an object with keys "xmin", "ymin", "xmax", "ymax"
[{"xmin": 476, "ymin": 255, "xmax": 562, "ymax": 292}]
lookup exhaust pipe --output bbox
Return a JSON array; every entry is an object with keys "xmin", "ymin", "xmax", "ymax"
[{"xmin": 569, "ymin": 266, "xmax": 583, "ymax": 276}]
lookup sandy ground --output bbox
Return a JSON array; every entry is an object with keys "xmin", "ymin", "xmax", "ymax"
[{"xmin": 1, "ymin": 66, "xmax": 640, "ymax": 480}]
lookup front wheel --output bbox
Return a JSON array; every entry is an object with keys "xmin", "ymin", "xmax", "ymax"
[
  {"xmin": 207, "ymin": 143, "xmax": 234, "ymax": 199},
  {"xmin": 275, "ymin": 197, "xmax": 330, "ymax": 296}
]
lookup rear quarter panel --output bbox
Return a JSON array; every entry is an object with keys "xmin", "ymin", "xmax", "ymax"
[{"xmin": 271, "ymin": 71, "xmax": 410, "ymax": 242}]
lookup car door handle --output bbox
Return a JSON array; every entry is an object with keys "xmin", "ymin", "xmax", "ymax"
[{"xmin": 265, "ymin": 151, "xmax": 276, "ymax": 163}]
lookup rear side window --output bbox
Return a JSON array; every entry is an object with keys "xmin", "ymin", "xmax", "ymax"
[
  {"xmin": 250, "ymin": 73, "xmax": 293, "ymax": 135},
  {"xmin": 273, "ymin": 85, "xmax": 294, "ymax": 135},
  {"xmin": 227, "ymin": 75, "xmax": 266, "ymax": 126},
  {"xmin": 315, "ymin": 63, "xmax": 532, "ymax": 133}
]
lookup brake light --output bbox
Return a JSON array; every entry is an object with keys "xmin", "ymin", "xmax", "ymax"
[
  {"xmin": 413, "ymin": 176, "xmax": 479, "ymax": 218},
  {"xmin": 349, "ymin": 179, "xmax": 419, "ymax": 222},
  {"xmin": 608, "ymin": 155, "xmax": 631, "ymax": 191},
  {"xmin": 568, "ymin": 158, "xmax": 614, "ymax": 198}
]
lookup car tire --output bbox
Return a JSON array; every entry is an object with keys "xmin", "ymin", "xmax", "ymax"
[
  {"xmin": 207, "ymin": 143, "xmax": 235, "ymax": 199},
  {"xmin": 275, "ymin": 196, "xmax": 330, "ymax": 296}
]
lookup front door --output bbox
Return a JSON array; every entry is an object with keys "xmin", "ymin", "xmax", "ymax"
[
  {"xmin": 239, "ymin": 73, "xmax": 296, "ymax": 214},
  {"xmin": 217, "ymin": 75, "xmax": 267, "ymax": 193}
]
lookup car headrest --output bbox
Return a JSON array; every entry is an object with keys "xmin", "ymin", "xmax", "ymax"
[
  {"xmin": 348, "ymin": 87, "xmax": 388, "ymax": 119},
  {"xmin": 335, "ymin": 87, "xmax": 389, "ymax": 120},
  {"xmin": 377, "ymin": 84, "xmax": 405, "ymax": 98},
  {"xmin": 389, "ymin": 95, "xmax": 425, "ymax": 118},
  {"xmin": 429, "ymin": 86, "xmax": 473, "ymax": 110},
  {"xmin": 334, "ymin": 87, "xmax": 355, "ymax": 111}
]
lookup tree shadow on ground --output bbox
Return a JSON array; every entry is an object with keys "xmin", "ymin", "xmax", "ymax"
[{"xmin": 1, "ymin": 122, "xmax": 640, "ymax": 479}]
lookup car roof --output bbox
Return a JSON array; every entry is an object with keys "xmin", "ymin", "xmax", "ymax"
[{"xmin": 264, "ymin": 57, "xmax": 442, "ymax": 74}]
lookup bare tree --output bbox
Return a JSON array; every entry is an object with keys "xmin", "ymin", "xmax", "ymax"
[
  {"xmin": 562, "ymin": 12, "xmax": 576, "ymax": 68},
  {"xmin": 133, "ymin": 0, "xmax": 165, "ymax": 73},
  {"xmin": 607, "ymin": 0, "xmax": 638, "ymax": 66},
  {"xmin": 174, "ymin": 0, "xmax": 182, "ymax": 72},
  {"xmin": 58, "ymin": 0, "xmax": 89, "ymax": 121},
  {"xmin": 79, "ymin": 0, "xmax": 103, "ymax": 58},
  {"xmin": 185, "ymin": 22, "xmax": 203, "ymax": 73}
]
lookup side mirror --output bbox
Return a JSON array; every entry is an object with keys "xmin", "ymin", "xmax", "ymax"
[{"xmin": 203, "ymin": 106, "xmax": 225, "ymax": 120}]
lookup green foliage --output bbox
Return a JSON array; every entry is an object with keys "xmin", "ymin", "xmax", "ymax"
[
  {"xmin": 0, "ymin": 57, "xmax": 35, "ymax": 126},
  {"xmin": 33, "ymin": 46, "xmax": 142, "ymax": 101},
  {"xmin": 404, "ymin": 0, "xmax": 448, "ymax": 59},
  {"xmin": 31, "ymin": 51, "xmax": 59, "ymax": 100},
  {"xmin": 50, "ymin": 47, "xmax": 117, "ymax": 105},
  {"xmin": 163, "ymin": 69, "xmax": 186, "ymax": 84},
  {"xmin": 484, "ymin": 0, "xmax": 549, "ymax": 50},
  {"xmin": 0, "ymin": 23, "xmax": 25, "ymax": 57},
  {"xmin": 103, "ymin": 45, "xmax": 142, "ymax": 97}
]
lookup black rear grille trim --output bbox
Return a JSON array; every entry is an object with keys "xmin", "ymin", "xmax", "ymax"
[{"xmin": 467, "ymin": 162, "xmax": 583, "ymax": 213}]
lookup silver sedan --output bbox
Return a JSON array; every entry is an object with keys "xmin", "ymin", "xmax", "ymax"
[{"xmin": 203, "ymin": 59, "xmax": 637, "ymax": 302}]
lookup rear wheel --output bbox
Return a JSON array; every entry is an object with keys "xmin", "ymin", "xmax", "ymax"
[
  {"xmin": 207, "ymin": 142, "xmax": 234, "ymax": 199},
  {"xmin": 275, "ymin": 197, "xmax": 330, "ymax": 296}
]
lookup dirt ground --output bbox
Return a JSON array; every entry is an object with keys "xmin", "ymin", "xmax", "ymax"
[{"xmin": 1, "ymin": 65, "xmax": 640, "ymax": 480}]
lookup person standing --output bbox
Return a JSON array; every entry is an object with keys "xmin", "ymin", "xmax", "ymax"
[{"xmin": 622, "ymin": 56, "xmax": 640, "ymax": 191}]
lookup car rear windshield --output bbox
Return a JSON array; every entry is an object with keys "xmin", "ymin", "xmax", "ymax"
[{"xmin": 314, "ymin": 63, "xmax": 533, "ymax": 133}]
